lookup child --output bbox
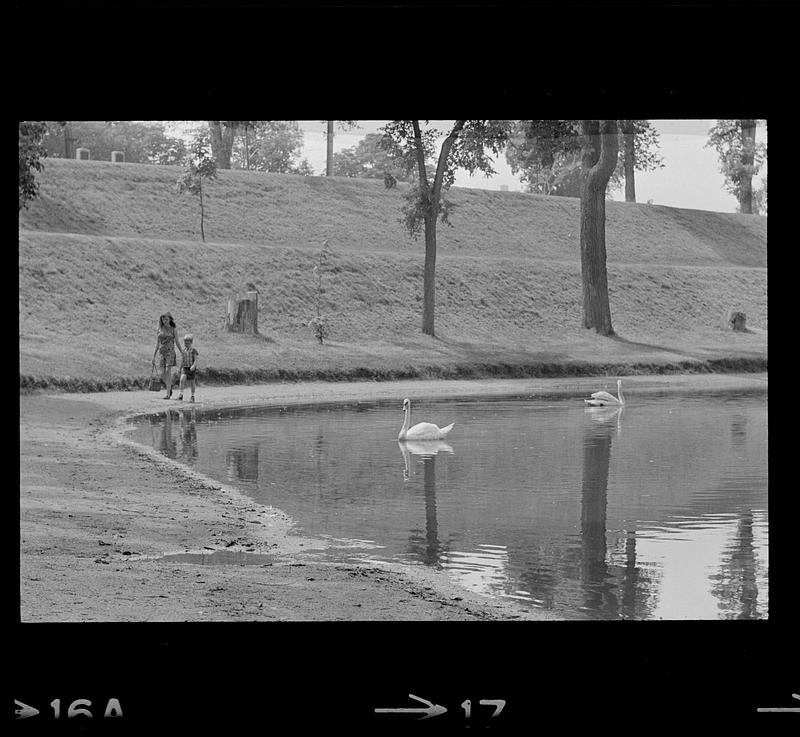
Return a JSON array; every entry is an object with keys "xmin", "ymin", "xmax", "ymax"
[{"xmin": 176, "ymin": 334, "xmax": 199, "ymax": 402}]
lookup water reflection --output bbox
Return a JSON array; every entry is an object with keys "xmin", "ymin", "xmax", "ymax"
[
  {"xmin": 406, "ymin": 455, "xmax": 442, "ymax": 566},
  {"xmin": 580, "ymin": 411, "xmax": 616, "ymax": 615},
  {"xmin": 397, "ymin": 440, "xmax": 454, "ymax": 481},
  {"xmin": 131, "ymin": 392, "xmax": 768, "ymax": 620},
  {"xmin": 227, "ymin": 445, "xmax": 259, "ymax": 482},
  {"xmin": 178, "ymin": 408, "xmax": 198, "ymax": 463},
  {"xmin": 710, "ymin": 509, "xmax": 762, "ymax": 619},
  {"xmin": 150, "ymin": 408, "xmax": 177, "ymax": 459}
]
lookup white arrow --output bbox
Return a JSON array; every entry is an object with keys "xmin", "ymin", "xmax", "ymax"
[
  {"xmin": 375, "ymin": 693, "xmax": 447, "ymax": 720},
  {"xmin": 15, "ymin": 700, "xmax": 40, "ymax": 719},
  {"xmin": 757, "ymin": 693, "xmax": 800, "ymax": 712}
]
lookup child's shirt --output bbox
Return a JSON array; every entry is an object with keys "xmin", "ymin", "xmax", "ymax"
[{"xmin": 181, "ymin": 346, "xmax": 199, "ymax": 370}]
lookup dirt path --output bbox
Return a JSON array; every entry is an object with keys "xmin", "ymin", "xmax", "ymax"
[{"xmin": 19, "ymin": 373, "xmax": 767, "ymax": 622}]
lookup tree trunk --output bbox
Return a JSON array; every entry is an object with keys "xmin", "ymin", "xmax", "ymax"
[
  {"xmin": 580, "ymin": 120, "xmax": 619, "ymax": 336},
  {"xmin": 244, "ymin": 125, "xmax": 250, "ymax": 170},
  {"xmin": 422, "ymin": 212, "xmax": 437, "ymax": 336},
  {"xmin": 225, "ymin": 290, "xmax": 259, "ymax": 333},
  {"xmin": 739, "ymin": 119, "xmax": 756, "ymax": 214},
  {"xmin": 207, "ymin": 121, "xmax": 234, "ymax": 169},
  {"xmin": 199, "ymin": 179, "xmax": 205, "ymax": 242},
  {"xmin": 419, "ymin": 120, "xmax": 465, "ymax": 338},
  {"xmin": 326, "ymin": 120, "xmax": 334, "ymax": 176},
  {"xmin": 621, "ymin": 120, "xmax": 636, "ymax": 202}
]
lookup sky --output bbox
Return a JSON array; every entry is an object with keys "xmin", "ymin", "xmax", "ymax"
[{"xmin": 297, "ymin": 120, "xmax": 768, "ymax": 214}]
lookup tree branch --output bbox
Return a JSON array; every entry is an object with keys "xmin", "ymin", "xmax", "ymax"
[
  {"xmin": 411, "ymin": 121, "xmax": 429, "ymax": 189},
  {"xmin": 432, "ymin": 120, "xmax": 466, "ymax": 204}
]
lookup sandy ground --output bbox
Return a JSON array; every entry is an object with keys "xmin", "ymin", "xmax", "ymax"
[{"xmin": 19, "ymin": 372, "xmax": 767, "ymax": 622}]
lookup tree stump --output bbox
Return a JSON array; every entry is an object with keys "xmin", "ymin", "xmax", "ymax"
[
  {"xmin": 727, "ymin": 310, "xmax": 748, "ymax": 332},
  {"xmin": 225, "ymin": 289, "xmax": 259, "ymax": 334}
]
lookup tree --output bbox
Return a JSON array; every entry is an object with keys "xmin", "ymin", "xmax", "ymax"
[
  {"xmin": 506, "ymin": 119, "xmax": 662, "ymax": 200},
  {"xmin": 323, "ymin": 120, "xmax": 359, "ymax": 176},
  {"xmin": 231, "ymin": 121, "xmax": 313, "ymax": 174},
  {"xmin": 176, "ymin": 135, "xmax": 218, "ymax": 241},
  {"xmin": 331, "ymin": 132, "xmax": 433, "ymax": 181},
  {"xmin": 505, "ymin": 120, "xmax": 584, "ymax": 196},
  {"xmin": 381, "ymin": 120, "xmax": 510, "ymax": 336},
  {"xmin": 207, "ymin": 121, "xmax": 240, "ymax": 169},
  {"xmin": 705, "ymin": 119, "xmax": 767, "ymax": 214},
  {"xmin": 19, "ymin": 121, "xmax": 49, "ymax": 210},
  {"xmin": 579, "ymin": 120, "xmax": 619, "ymax": 336},
  {"xmin": 753, "ymin": 177, "xmax": 767, "ymax": 216},
  {"xmin": 618, "ymin": 120, "xmax": 664, "ymax": 202},
  {"xmin": 41, "ymin": 121, "xmax": 188, "ymax": 165}
]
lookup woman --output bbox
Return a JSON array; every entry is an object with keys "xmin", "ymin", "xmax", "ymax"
[{"xmin": 152, "ymin": 312, "xmax": 182, "ymax": 399}]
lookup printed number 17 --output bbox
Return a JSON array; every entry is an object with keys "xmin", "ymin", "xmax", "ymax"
[{"xmin": 461, "ymin": 699, "xmax": 506, "ymax": 719}]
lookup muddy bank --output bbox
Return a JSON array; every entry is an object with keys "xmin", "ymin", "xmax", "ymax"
[{"xmin": 19, "ymin": 373, "xmax": 766, "ymax": 622}]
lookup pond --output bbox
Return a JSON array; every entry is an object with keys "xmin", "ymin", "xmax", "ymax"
[{"xmin": 129, "ymin": 390, "xmax": 768, "ymax": 620}]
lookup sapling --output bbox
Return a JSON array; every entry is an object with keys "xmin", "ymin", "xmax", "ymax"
[
  {"xmin": 308, "ymin": 239, "xmax": 331, "ymax": 343},
  {"xmin": 176, "ymin": 135, "xmax": 218, "ymax": 242}
]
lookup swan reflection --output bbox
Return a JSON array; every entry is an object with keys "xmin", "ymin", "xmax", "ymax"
[
  {"xmin": 584, "ymin": 405, "xmax": 624, "ymax": 431},
  {"xmin": 398, "ymin": 439, "xmax": 454, "ymax": 481}
]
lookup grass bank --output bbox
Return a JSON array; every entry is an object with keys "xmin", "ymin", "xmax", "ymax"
[{"xmin": 19, "ymin": 159, "xmax": 767, "ymax": 391}]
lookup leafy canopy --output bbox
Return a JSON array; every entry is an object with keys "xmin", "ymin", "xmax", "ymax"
[
  {"xmin": 19, "ymin": 121, "xmax": 49, "ymax": 210},
  {"xmin": 42, "ymin": 121, "xmax": 188, "ymax": 165},
  {"xmin": 232, "ymin": 121, "xmax": 313, "ymax": 174},
  {"xmin": 176, "ymin": 135, "xmax": 218, "ymax": 196},
  {"xmin": 705, "ymin": 119, "xmax": 767, "ymax": 205},
  {"xmin": 506, "ymin": 119, "xmax": 663, "ymax": 197},
  {"xmin": 380, "ymin": 120, "xmax": 511, "ymax": 237}
]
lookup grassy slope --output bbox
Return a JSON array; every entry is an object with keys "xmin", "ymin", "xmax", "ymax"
[{"xmin": 19, "ymin": 159, "xmax": 767, "ymax": 389}]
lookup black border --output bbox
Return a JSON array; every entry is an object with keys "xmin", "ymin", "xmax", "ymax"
[{"xmin": 15, "ymin": 2, "xmax": 792, "ymax": 733}]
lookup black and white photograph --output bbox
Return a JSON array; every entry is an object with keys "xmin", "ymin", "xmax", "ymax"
[{"xmin": 15, "ymin": 3, "xmax": 792, "ymax": 734}]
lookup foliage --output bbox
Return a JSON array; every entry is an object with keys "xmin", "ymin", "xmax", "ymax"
[
  {"xmin": 753, "ymin": 178, "xmax": 767, "ymax": 216},
  {"xmin": 175, "ymin": 135, "xmax": 218, "ymax": 241},
  {"xmin": 705, "ymin": 120, "xmax": 767, "ymax": 208},
  {"xmin": 41, "ymin": 121, "xmax": 188, "ymax": 165},
  {"xmin": 623, "ymin": 120, "xmax": 664, "ymax": 173},
  {"xmin": 176, "ymin": 135, "xmax": 218, "ymax": 195},
  {"xmin": 231, "ymin": 121, "xmax": 313, "ymax": 174},
  {"xmin": 506, "ymin": 119, "xmax": 662, "ymax": 197},
  {"xmin": 308, "ymin": 239, "xmax": 332, "ymax": 343},
  {"xmin": 381, "ymin": 120, "xmax": 511, "ymax": 237},
  {"xmin": 19, "ymin": 121, "xmax": 49, "ymax": 210}
]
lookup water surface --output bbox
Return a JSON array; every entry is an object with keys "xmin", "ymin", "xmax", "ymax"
[{"xmin": 131, "ymin": 391, "xmax": 768, "ymax": 620}]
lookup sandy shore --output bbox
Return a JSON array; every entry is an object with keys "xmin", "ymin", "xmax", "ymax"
[{"xmin": 19, "ymin": 372, "xmax": 767, "ymax": 622}]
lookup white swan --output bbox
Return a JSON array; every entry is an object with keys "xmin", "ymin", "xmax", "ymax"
[
  {"xmin": 584, "ymin": 379, "xmax": 625, "ymax": 406},
  {"xmin": 397, "ymin": 398, "xmax": 454, "ymax": 440}
]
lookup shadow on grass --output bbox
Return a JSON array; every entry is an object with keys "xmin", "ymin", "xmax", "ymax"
[{"xmin": 606, "ymin": 334, "xmax": 688, "ymax": 356}]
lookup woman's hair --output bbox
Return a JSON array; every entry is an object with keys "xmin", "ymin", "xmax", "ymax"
[{"xmin": 159, "ymin": 313, "xmax": 176, "ymax": 328}]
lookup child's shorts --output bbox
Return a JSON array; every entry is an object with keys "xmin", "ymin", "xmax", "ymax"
[{"xmin": 181, "ymin": 367, "xmax": 197, "ymax": 381}]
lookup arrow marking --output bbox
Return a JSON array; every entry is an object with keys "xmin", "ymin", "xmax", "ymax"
[
  {"xmin": 757, "ymin": 693, "xmax": 800, "ymax": 712},
  {"xmin": 15, "ymin": 700, "xmax": 40, "ymax": 720},
  {"xmin": 375, "ymin": 693, "xmax": 447, "ymax": 720}
]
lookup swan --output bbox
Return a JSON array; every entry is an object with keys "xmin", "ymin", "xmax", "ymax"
[
  {"xmin": 584, "ymin": 379, "xmax": 625, "ymax": 406},
  {"xmin": 397, "ymin": 398, "xmax": 454, "ymax": 441}
]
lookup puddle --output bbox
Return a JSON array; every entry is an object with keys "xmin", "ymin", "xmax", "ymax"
[{"xmin": 160, "ymin": 549, "xmax": 276, "ymax": 566}]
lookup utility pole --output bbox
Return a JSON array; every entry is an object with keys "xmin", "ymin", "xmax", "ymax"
[
  {"xmin": 326, "ymin": 120, "xmax": 334, "ymax": 176},
  {"xmin": 64, "ymin": 122, "xmax": 74, "ymax": 159}
]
